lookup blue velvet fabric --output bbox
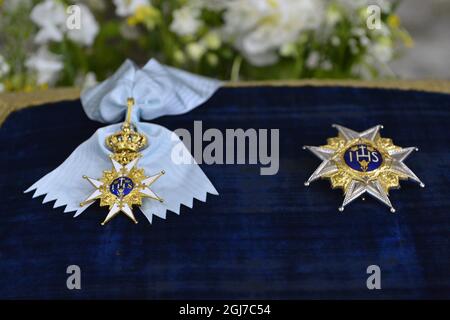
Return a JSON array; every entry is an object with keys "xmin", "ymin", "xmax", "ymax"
[{"xmin": 0, "ymin": 86, "xmax": 449, "ymax": 299}]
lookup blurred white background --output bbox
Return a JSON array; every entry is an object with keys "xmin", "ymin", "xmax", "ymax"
[{"xmin": 391, "ymin": 0, "xmax": 450, "ymax": 79}]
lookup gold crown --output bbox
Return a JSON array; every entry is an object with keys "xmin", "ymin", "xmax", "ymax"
[
  {"xmin": 106, "ymin": 123, "xmax": 147, "ymax": 153},
  {"xmin": 105, "ymin": 98, "xmax": 147, "ymax": 163}
]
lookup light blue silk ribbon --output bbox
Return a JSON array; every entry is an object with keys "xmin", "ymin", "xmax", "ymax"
[{"xmin": 26, "ymin": 59, "xmax": 221, "ymax": 223}]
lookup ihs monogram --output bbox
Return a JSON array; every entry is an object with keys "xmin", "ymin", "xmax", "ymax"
[
  {"xmin": 80, "ymin": 98, "xmax": 165, "ymax": 225},
  {"xmin": 344, "ymin": 144, "xmax": 382, "ymax": 172}
]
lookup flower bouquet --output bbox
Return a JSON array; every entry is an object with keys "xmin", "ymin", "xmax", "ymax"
[{"xmin": 0, "ymin": 0, "xmax": 412, "ymax": 92}]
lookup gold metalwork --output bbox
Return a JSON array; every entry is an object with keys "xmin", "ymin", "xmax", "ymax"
[
  {"xmin": 304, "ymin": 125, "xmax": 424, "ymax": 212},
  {"xmin": 80, "ymin": 97, "xmax": 164, "ymax": 225},
  {"xmin": 105, "ymin": 98, "xmax": 148, "ymax": 165},
  {"xmin": 322, "ymin": 136, "xmax": 400, "ymax": 193}
]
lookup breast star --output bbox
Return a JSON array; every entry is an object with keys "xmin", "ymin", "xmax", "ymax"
[{"xmin": 304, "ymin": 124, "xmax": 424, "ymax": 213}]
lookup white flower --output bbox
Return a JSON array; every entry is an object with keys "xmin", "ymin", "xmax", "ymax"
[
  {"xmin": 30, "ymin": 0, "xmax": 66, "ymax": 44},
  {"xmin": 372, "ymin": 41, "xmax": 393, "ymax": 63},
  {"xmin": 352, "ymin": 57, "xmax": 374, "ymax": 79},
  {"xmin": 337, "ymin": 0, "xmax": 392, "ymax": 24},
  {"xmin": 306, "ymin": 51, "xmax": 320, "ymax": 68},
  {"xmin": 279, "ymin": 43, "xmax": 297, "ymax": 57},
  {"xmin": 113, "ymin": 0, "xmax": 150, "ymax": 17},
  {"xmin": 30, "ymin": 1, "xmax": 99, "ymax": 47},
  {"xmin": 170, "ymin": 6, "xmax": 202, "ymax": 36},
  {"xmin": 326, "ymin": 4, "xmax": 341, "ymax": 26},
  {"xmin": 360, "ymin": 35, "xmax": 370, "ymax": 47},
  {"xmin": 331, "ymin": 36, "xmax": 340, "ymax": 46},
  {"xmin": 0, "ymin": 55, "xmax": 11, "ymax": 78},
  {"xmin": 66, "ymin": 4, "xmax": 99, "ymax": 46},
  {"xmin": 202, "ymin": 31, "xmax": 221, "ymax": 50},
  {"xmin": 222, "ymin": 0, "xmax": 324, "ymax": 66},
  {"xmin": 372, "ymin": 22, "xmax": 391, "ymax": 37},
  {"xmin": 186, "ymin": 42, "xmax": 206, "ymax": 61},
  {"xmin": 351, "ymin": 27, "xmax": 365, "ymax": 37},
  {"xmin": 337, "ymin": 0, "xmax": 391, "ymax": 12},
  {"xmin": 25, "ymin": 47, "xmax": 63, "ymax": 85}
]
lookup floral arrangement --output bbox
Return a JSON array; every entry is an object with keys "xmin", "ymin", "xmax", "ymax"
[{"xmin": 0, "ymin": 0, "xmax": 412, "ymax": 92}]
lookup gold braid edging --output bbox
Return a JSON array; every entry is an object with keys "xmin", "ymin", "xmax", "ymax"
[
  {"xmin": 225, "ymin": 79, "xmax": 450, "ymax": 92},
  {"xmin": 0, "ymin": 87, "xmax": 80, "ymax": 126}
]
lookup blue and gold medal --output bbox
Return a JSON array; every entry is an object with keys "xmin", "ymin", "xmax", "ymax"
[
  {"xmin": 80, "ymin": 98, "xmax": 164, "ymax": 225},
  {"xmin": 304, "ymin": 125, "xmax": 424, "ymax": 212}
]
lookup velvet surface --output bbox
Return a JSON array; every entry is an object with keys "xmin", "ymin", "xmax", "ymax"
[{"xmin": 0, "ymin": 86, "xmax": 449, "ymax": 299}]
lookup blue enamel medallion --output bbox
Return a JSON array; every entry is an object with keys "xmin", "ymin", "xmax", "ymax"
[
  {"xmin": 343, "ymin": 144, "xmax": 383, "ymax": 172},
  {"xmin": 110, "ymin": 177, "xmax": 134, "ymax": 197}
]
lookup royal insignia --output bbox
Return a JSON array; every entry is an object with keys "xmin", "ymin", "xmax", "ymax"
[
  {"xmin": 304, "ymin": 124, "xmax": 424, "ymax": 212},
  {"xmin": 80, "ymin": 98, "xmax": 164, "ymax": 225}
]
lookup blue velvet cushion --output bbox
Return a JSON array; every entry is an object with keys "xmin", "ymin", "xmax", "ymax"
[{"xmin": 0, "ymin": 86, "xmax": 449, "ymax": 299}]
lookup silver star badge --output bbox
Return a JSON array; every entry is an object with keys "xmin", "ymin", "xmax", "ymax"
[{"xmin": 304, "ymin": 124, "xmax": 425, "ymax": 213}]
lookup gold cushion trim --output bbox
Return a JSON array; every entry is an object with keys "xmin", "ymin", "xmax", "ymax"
[
  {"xmin": 225, "ymin": 79, "xmax": 450, "ymax": 92},
  {"xmin": 0, "ymin": 87, "xmax": 80, "ymax": 126},
  {"xmin": 0, "ymin": 80, "xmax": 449, "ymax": 126}
]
